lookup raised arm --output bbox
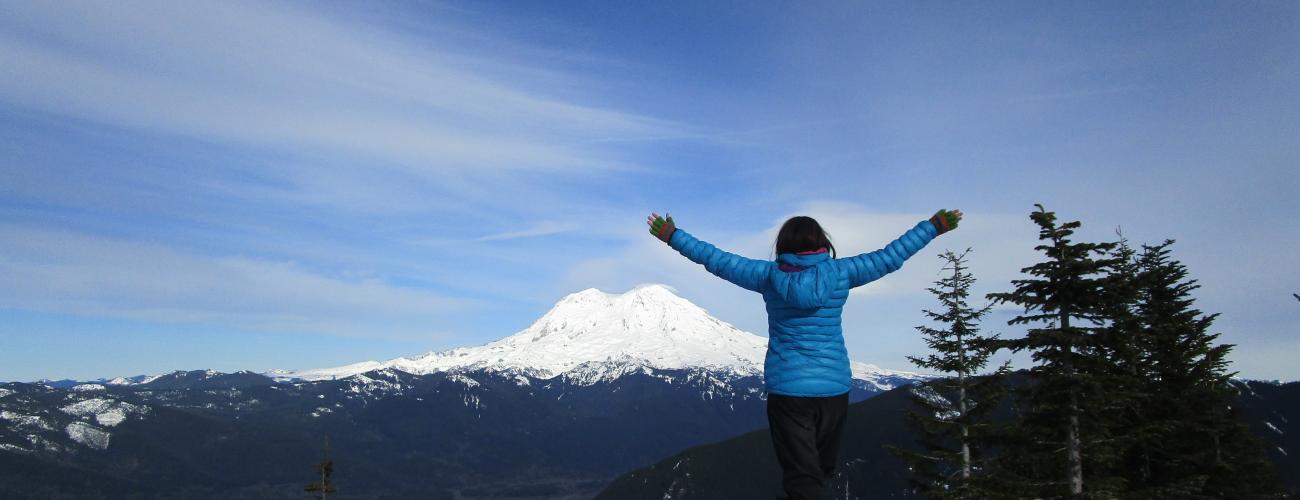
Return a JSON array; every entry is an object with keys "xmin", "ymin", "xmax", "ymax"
[
  {"xmin": 647, "ymin": 213, "xmax": 771, "ymax": 293},
  {"xmin": 842, "ymin": 209, "xmax": 962, "ymax": 288}
]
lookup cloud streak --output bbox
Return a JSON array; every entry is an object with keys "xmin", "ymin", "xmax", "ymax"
[
  {"xmin": 0, "ymin": 225, "xmax": 472, "ymax": 338},
  {"xmin": 0, "ymin": 0, "xmax": 685, "ymax": 217},
  {"xmin": 477, "ymin": 221, "xmax": 580, "ymax": 242}
]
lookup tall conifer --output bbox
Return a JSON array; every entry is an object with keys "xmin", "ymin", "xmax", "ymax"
[
  {"xmin": 1124, "ymin": 240, "xmax": 1282, "ymax": 498},
  {"xmin": 897, "ymin": 249, "xmax": 1006, "ymax": 499},
  {"xmin": 1097, "ymin": 235, "xmax": 1160, "ymax": 496},
  {"xmin": 987, "ymin": 205, "xmax": 1120, "ymax": 497}
]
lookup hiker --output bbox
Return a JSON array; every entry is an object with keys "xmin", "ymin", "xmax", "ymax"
[{"xmin": 647, "ymin": 209, "xmax": 961, "ymax": 500}]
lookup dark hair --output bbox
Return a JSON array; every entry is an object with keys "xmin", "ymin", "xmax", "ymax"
[{"xmin": 775, "ymin": 216, "xmax": 835, "ymax": 258}]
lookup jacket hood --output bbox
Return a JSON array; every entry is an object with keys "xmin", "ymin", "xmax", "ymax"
[{"xmin": 770, "ymin": 252, "xmax": 837, "ymax": 309}]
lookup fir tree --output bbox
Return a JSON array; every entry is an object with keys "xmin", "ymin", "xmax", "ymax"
[
  {"xmin": 1090, "ymin": 234, "xmax": 1172, "ymax": 498},
  {"xmin": 897, "ymin": 249, "xmax": 1007, "ymax": 499},
  {"xmin": 987, "ymin": 204, "xmax": 1121, "ymax": 498},
  {"xmin": 1123, "ymin": 240, "xmax": 1282, "ymax": 498}
]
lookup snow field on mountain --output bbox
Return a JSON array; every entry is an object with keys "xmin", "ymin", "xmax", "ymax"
[
  {"xmin": 64, "ymin": 421, "xmax": 110, "ymax": 450},
  {"xmin": 60, "ymin": 398, "xmax": 149, "ymax": 427},
  {"xmin": 277, "ymin": 284, "xmax": 921, "ymax": 388}
]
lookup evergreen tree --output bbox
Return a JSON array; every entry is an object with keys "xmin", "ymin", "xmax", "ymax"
[
  {"xmin": 897, "ymin": 249, "xmax": 1007, "ymax": 499},
  {"xmin": 987, "ymin": 205, "xmax": 1121, "ymax": 498},
  {"xmin": 1096, "ymin": 235, "xmax": 1161, "ymax": 497},
  {"xmin": 1123, "ymin": 240, "xmax": 1282, "ymax": 498}
]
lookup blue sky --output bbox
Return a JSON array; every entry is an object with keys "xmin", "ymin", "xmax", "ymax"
[{"xmin": 1, "ymin": 1, "xmax": 1296, "ymax": 381}]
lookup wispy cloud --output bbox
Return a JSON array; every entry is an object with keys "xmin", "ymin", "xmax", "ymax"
[
  {"xmin": 477, "ymin": 221, "xmax": 580, "ymax": 242},
  {"xmin": 0, "ymin": 0, "xmax": 708, "ymax": 347},
  {"xmin": 0, "ymin": 0, "xmax": 685, "ymax": 216},
  {"xmin": 0, "ymin": 225, "xmax": 473, "ymax": 338}
]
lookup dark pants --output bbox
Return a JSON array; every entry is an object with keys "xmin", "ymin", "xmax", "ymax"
[{"xmin": 767, "ymin": 392, "xmax": 849, "ymax": 500}]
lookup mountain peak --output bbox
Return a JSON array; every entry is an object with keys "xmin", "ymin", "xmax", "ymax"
[
  {"xmin": 625, "ymin": 283, "xmax": 679, "ymax": 297},
  {"xmin": 558, "ymin": 287, "xmax": 611, "ymax": 304},
  {"xmin": 555, "ymin": 284, "xmax": 681, "ymax": 308},
  {"xmin": 281, "ymin": 284, "xmax": 766, "ymax": 381}
]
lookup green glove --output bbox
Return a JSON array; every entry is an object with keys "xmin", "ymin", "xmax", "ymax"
[
  {"xmin": 930, "ymin": 209, "xmax": 962, "ymax": 235},
  {"xmin": 647, "ymin": 212, "xmax": 676, "ymax": 243}
]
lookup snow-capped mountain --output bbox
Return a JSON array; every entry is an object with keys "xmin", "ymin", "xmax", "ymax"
[{"xmin": 273, "ymin": 284, "xmax": 920, "ymax": 387}]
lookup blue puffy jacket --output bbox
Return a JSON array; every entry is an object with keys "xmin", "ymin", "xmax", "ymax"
[{"xmin": 668, "ymin": 220, "xmax": 939, "ymax": 397}]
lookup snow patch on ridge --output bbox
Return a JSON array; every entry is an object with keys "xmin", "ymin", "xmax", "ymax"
[
  {"xmin": 61, "ymin": 398, "xmax": 149, "ymax": 427},
  {"xmin": 65, "ymin": 422, "xmax": 110, "ymax": 450},
  {"xmin": 447, "ymin": 374, "xmax": 480, "ymax": 388},
  {"xmin": 105, "ymin": 374, "xmax": 162, "ymax": 386},
  {"xmin": 852, "ymin": 362, "xmax": 928, "ymax": 391},
  {"xmin": 1, "ymin": 411, "xmax": 54, "ymax": 432},
  {"xmin": 0, "ymin": 443, "xmax": 26, "ymax": 454}
]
